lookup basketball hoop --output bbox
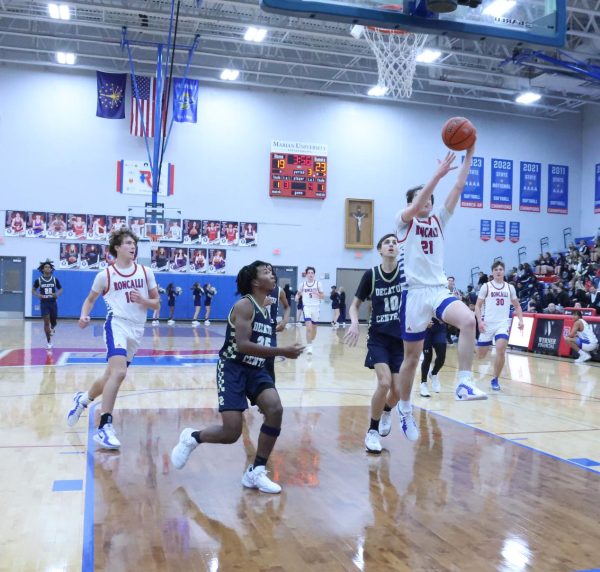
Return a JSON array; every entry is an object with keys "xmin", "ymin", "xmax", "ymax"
[{"xmin": 362, "ymin": 5, "xmax": 427, "ymax": 99}]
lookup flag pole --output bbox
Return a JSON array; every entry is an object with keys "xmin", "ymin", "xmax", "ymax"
[{"xmin": 151, "ymin": 43, "xmax": 164, "ymax": 207}]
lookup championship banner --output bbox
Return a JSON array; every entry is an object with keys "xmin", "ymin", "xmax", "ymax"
[
  {"xmin": 116, "ymin": 160, "xmax": 175, "ymax": 196},
  {"xmin": 495, "ymin": 220, "xmax": 506, "ymax": 242},
  {"xmin": 509, "ymin": 221, "xmax": 520, "ymax": 243},
  {"xmin": 595, "ymin": 163, "xmax": 600, "ymax": 214},
  {"xmin": 460, "ymin": 156, "xmax": 484, "ymax": 208},
  {"xmin": 519, "ymin": 161, "xmax": 541, "ymax": 212},
  {"xmin": 547, "ymin": 164, "xmax": 569, "ymax": 214},
  {"xmin": 532, "ymin": 317, "xmax": 563, "ymax": 356},
  {"xmin": 490, "ymin": 158, "xmax": 513, "ymax": 210},
  {"xmin": 480, "ymin": 219, "xmax": 491, "ymax": 241}
]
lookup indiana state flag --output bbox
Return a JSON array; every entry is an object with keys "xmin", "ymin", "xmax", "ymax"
[
  {"xmin": 96, "ymin": 71, "xmax": 126, "ymax": 119},
  {"xmin": 173, "ymin": 78, "xmax": 199, "ymax": 123}
]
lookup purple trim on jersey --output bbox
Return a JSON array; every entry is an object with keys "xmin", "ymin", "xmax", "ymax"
[
  {"xmin": 400, "ymin": 290, "xmax": 427, "ymax": 341},
  {"xmin": 495, "ymin": 334, "xmax": 509, "ymax": 341},
  {"xmin": 396, "ymin": 219, "xmax": 414, "ymax": 244},
  {"xmin": 104, "ymin": 316, "xmax": 127, "ymax": 360},
  {"xmin": 436, "ymin": 296, "xmax": 460, "ymax": 321},
  {"xmin": 477, "ymin": 340, "xmax": 493, "ymax": 347}
]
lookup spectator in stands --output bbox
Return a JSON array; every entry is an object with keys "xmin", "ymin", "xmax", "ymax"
[
  {"xmin": 544, "ymin": 302, "xmax": 563, "ymax": 314},
  {"xmin": 507, "ymin": 267, "xmax": 518, "ymax": 284},
  {"xmin": 542, "ymin": 286, "xmax": 558, "ymax": 309},
  {"xmin": 578, "ymin": 239, "xmax": 590, "ymax": 258},
  {"xmin": 526, "ymin": 300, "xmax": 538, "ymax": 313},
  {"xmin": 464, "ymin": 285, "xmax": 477, "ymax": 306},
  {"xmin": 555, "ymin": 285, "xmax": 572, "ymax": 309},
  {"xmin": 568, "ymin": 242, "xmax": 577, "ymax": 257},
  {"xmin": 477, "ymin": 271, "xmax": 488, "ymax": 288},
  {"xmin": 588, "ymin": 285, "xmax": 600, "ymax": 313},
  {"xmin": 536, "ymin": 252, "xmax": 555, "ymax": 275},
  {"xmin": 554, "ymin": 252, "xmax": 567, "ymax": 276},
  {"xmin": 528, "ymin": 292, "xmax": 543, "ymax": 312},
  {"xmin": 591, "ymin": 238, "xmax": 600, "ymax": 263},
  {"xmin": 447, "ymin": 276, "xmax": 462, "ymax": 298}
]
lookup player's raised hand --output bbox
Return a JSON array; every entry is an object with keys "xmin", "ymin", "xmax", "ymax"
[
  {"xmin": 436, "ymin": 151, "xmax": 457, "ymax": 178},
  {"xmin": 79, "ymin": 315, "xmax": 91, "ymax": 329},
  {"xmin": 344, "ymin": 323, "xmax": 360, "ymax": 347},
  {"xmin": 280, "ymin": 344, "xmax": 304, "ymax": 359}
]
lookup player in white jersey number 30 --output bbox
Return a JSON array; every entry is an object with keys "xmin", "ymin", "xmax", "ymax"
[
  {"xmin": 475, "ymin": 260, "xmax": 524, "ymax": 391},
  {"xmin": 66, "ymin": 228, "xmax": 160, "ymax": 449},
  {"xmin": 395, "ymin": 145, "xmax": 487, "ymax": 401}
]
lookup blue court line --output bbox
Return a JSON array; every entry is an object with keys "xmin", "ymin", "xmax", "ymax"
[
  {"xmin": 569, "ymin": 458, "xmax": 600, "ymax": 468},
  {"xmin": 65, "ymin": 355, "xmax": 218, "ymax": 366},
  {"xmin": 576, "ymin": 569, "xmax": 600, "ymax": 571},
  {"xmin": 53, "ymin": 479, "xmax": 83, "ymax": 492},
  {"xmin": 59, "ymin": 451, "xmax": 86, "ymax": 455},
  {"xmin": 82, "ymin": 403, "xmax": 97, "ymax": 572},
  {"xmin": 420, "ymin": 407, "xmax": 600, "ymax": 476}
]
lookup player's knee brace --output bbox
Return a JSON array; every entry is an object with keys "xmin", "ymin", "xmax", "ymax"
[{"xmin": 260, "ymin": 423, "xmax": 281, "ymax": 437}]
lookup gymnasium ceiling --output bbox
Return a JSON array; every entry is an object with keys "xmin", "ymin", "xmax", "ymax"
[{"xmin": 1, "ymin": 0, "xmax": 600, "ymax": 119}]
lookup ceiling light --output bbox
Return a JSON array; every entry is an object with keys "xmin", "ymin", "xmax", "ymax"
[
  {"xmin": 416, "ymin": 49, "xmax": 442, "ymax": 63},
  {"xmin": 482, "ymin": 0, "xmax": 516, "ymax": 18},
  {"xmin": 56, "ymin": 51, "xmax": 76, "ymax": 65},
  {"xmin": 48, "ymin": 3, "xmax": 71, "ymax": 20},
  {"xmin": 515, "ymin": 91, "xmax": 541, "ymax": 105},
  {"xmin": 220, "ymin": 68, "xmax": 240, "ymax": 81},
  {"xmin": 244, "ymin": 27, "xmax": 267, "ymax": 42},
  {"xmin": 367, "ymin": 85, "xmax": 388, "ymax": 97}
]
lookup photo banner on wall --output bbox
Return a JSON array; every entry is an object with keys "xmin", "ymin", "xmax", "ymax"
[
  {"xmin": 116, "ymin": 160, "xmax": 175, "ymax": 196},
  {"xmin": 519, "ymin": 161, "xmax": 541, "ymax": 212},
  {"xmin": 509, "ymin": 221, "xmax": 520, "ymax": 243},
  {"xmin": 480, "ymin": 219, "xmax": 491, "ymax": 241},
  {"xmin": 460, "ymin": 156, "xmax": 484, "ymax": 208},
  {"xmin": 595, "ymin": 163, "xmax": 600, "ymax": 214},
  {"xmin": 547, "ymin": 164, "xmax": 569, "ymax": 214},
  {"xmin": 490, "ymin": 159, "xmax": 513, "ymax": 210},
  {"xmin": 495, "ymin": 220, "xmax": 506, "ymax": 242}
]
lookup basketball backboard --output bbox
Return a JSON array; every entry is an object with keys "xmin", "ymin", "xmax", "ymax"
[{"xmin": 260, "ymin": 0, "xmax": 566, "ymax": 47}]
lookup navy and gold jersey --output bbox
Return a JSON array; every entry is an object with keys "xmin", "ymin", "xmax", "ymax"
[
  {"xmin": 219, "ymin": 295, "xmax": 273, "ymax": 368},
  {"xmin": 33, "ymin": 275, "xmax": 61, "ymax": 301},
  {"xmin": 355, "ymin": 265, "xmax": 403, "ymax": 339}
]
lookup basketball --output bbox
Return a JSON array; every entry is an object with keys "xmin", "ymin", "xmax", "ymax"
[{"xmin": 441, "ymin": 117, "xmax": 476, "ymax": 151}]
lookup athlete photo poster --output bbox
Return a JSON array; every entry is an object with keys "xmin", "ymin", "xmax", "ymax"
[{"xmin": 345, "ymin": 198, "xmax": 374, "ymax": 249}]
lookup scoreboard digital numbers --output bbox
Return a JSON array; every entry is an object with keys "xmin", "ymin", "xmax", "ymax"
[{"xmin": 269, "ymin": 140, "xmax": 328, "ymax": 199}]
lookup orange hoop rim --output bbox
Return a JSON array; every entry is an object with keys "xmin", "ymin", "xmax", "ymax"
[{"xmin": 365, "ymin": 4, "xmax": 408, "ymax": 35}]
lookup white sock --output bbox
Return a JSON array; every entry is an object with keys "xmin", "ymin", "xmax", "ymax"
[
  {"xmin": 81, "ymin": 391, "xmax": 93, "ymax": 405},
  {"xmin": 398, "ymin": 400, "xmax": 411, "ymax": 414},
  {"xmin": 457, "ymin": 370, "xmax": 471, "ymax": 382}
]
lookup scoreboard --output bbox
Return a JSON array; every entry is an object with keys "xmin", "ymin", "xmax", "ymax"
[{"xmin": 269, "ymin": 152, "xmax": 328, "ymax": 199}]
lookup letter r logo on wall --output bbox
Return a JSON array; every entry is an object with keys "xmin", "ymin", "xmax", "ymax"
[{"xmin": 139, "ymin": 170, "xmax": 152, "ymax": 188}]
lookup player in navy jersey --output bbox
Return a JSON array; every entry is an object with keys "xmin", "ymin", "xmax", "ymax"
[
  {"xmin": 263, "ymin": 264, "xmax": 291, "ymax": 382},
  {"xmin": 419, "ymin": 318, "xmax": 447, "ymax": 397},
  {"xmin": 345, "ymin": 234, "xmax": 416, "ymax": 453},
  {"xmin": 170, "ymin": 261, "xmax": 304, "ymax": 493},
  {"xmin": 32, "ymin": 260, "xmax": 63, "ymax": 349},
  {"xmin": 66, "ymin": 228, "xmax": 159, "ymax": 450}
]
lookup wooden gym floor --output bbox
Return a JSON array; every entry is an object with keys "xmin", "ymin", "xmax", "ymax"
[{"xmin": 0, "ymin": 318, "xmax": 599, "ymax": 571}]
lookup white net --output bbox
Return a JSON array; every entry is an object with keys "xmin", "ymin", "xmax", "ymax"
[{"xmin": 363, "ymin": 27, "xmax": 428, "ymax": 99}]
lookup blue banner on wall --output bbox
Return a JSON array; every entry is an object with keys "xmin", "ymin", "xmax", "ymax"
[
  {"xmin": 491, "ymin": 159, "xmax": 513, "ymax": 210},
  {"xmin": 519, "ymin": 161, "xmax": 541, "ymax": 212},
  {"xmin": 480, "ymin": 219, "xmax": 491, "ymax": 241},
  {"xmin": 461, "ymin": 156, "xmax": 484, "ymax": 208},
  {"xmin": 547, "ymin": 164, "xmax": 569, "ymax": 214},
  {"xmin": 595, "ymin": 163, "xmax": 600, "ymax": 214},
  {"xmin": 495, "ymin": 220, "xmax": 506, "ymax": 242},
  {"xmin": 509, "ymin": 221, "xmax": 520, "ymax": 243}
]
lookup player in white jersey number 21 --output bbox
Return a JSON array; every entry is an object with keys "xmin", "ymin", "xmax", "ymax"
[
  {"xmin": 295, "ymin": 266, "xmax": 324, "ymax": 355},
  {"xmin": 475, "ymin": 260, "xmax": 524, "ymax": 391},
  {"xmin": 65, "ymin": 228, "xmax": 160, "ymax": 450},
  {"xmin": 395, "ymin": 145, "xmax": 487, "ymax": 402}
]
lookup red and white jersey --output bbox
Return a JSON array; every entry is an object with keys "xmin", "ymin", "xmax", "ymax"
[
  {"xmin": 299, "ymin": 280, "xmax": 322, "ymax": 307},
  {"xmin": 395, "ymin": 207, "xmax": 451, "ymax": 288},
  {"xmin": 478, "ymin": 280, "xmax": 516, "ymax": 323},
  {"xmin": 92, "ymin": 263, "xmax": 157, "ymax": 325}
]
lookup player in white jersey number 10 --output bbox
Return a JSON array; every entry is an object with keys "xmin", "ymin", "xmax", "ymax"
[
  {"xmin": 395, "ymin": 145, "xmax": 487, "ymax": 402},
  {"xmin": 65, "ymin": 228, "xmax": 160, "ymax": 450},
  {"xmin": 475, "ymin": 260, "xmax": 524, "ymax": 391},
  {"xmin": 295, "ymin": 266, "xmax": 324, "ymax": 355}
]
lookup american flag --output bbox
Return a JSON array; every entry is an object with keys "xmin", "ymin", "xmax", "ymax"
[{"xmin": 130, "ymin": 75, "xmax": 166, "ymax": 137}]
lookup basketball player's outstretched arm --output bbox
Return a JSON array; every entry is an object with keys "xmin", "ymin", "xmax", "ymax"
[
  {"xmin": 79, "ymin": 290, "xmax": 101, "ymax": 328},
  {"xmin": 510, "ymin": 291, "xmax": 525, "ymax": 330},
  {"xmin": 344, "ymin": 297, "xmax": 363, "ymax": 346},
  {"xmin": 400, "ymin": 152, "xmax": 457, "ymax": 223},
  {"xmin": 444, "ymin": 145, "xmax": 475, "ymax": 214},
  {"xmin": 234, "ymin": 298, "xmax": 304, "ymax": 359}
]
